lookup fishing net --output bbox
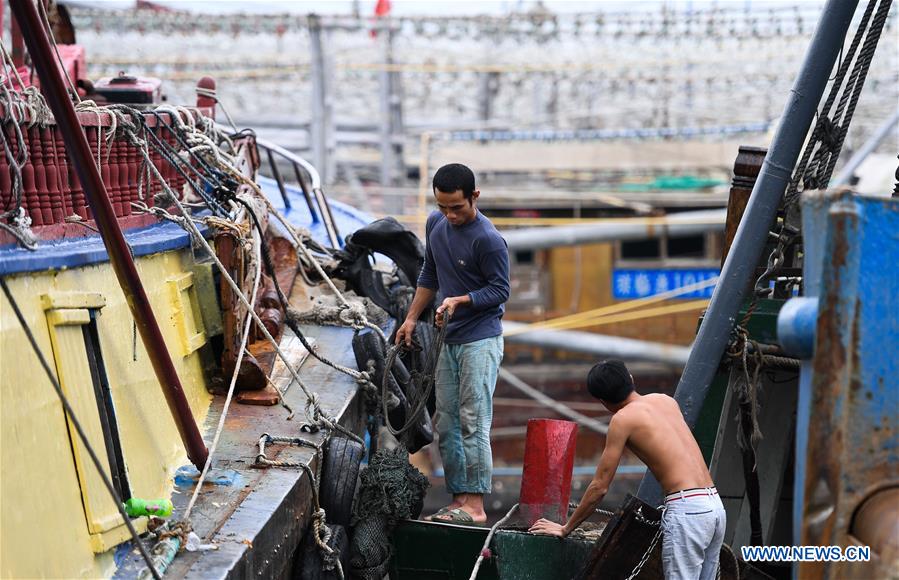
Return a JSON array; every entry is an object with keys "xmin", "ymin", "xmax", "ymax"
[{"xmin": 349, "ymin": 448, "xmax": 429, "ymax": 580}]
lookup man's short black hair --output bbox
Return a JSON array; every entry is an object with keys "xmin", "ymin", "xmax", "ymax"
[
  {"xmin": 433, "ymin": 163, "xmax": 476, "ymax": 201},
  {"xmin": 586, "ymin": 360, "xmax": 634, "ymax": 403}
]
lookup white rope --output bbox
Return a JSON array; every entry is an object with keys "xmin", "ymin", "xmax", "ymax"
[
  {"xmin": 121, "ymin": 121, "xmax": 347, "ymax": 428},
  {"xmin": 195, "ymin": 85, "xmax": 239, "ymax": 133},
  {"xmin": 0, "ymin": 40, "xmax": 27, "ymax": 92},
  {"xmin": 74, "ymin": 100, "xmax": 119, "ymax": 170},
  {"xmin": 182, "ymin": 227, "xmax": 262, "ymax": 522},
  {"xmin": 209, "ymin": 165, "xmax": 378, "ymax": 385},
  {"xmin": 0, "ymin": 40, "xmax": 53, "ymax": 128},
  {"xmin": 468, "ymin": 504, "xmax": 519, "ymax": 580}
]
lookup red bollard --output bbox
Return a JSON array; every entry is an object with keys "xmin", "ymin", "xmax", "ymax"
[{"xmin": 519, "ymin": 418, "xmax": 578, "ymax": 527}]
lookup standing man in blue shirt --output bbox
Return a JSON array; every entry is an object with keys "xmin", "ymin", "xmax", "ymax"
[{"xmin": 396, "ymin": 163, "xmax": 510, "ymax": 524}]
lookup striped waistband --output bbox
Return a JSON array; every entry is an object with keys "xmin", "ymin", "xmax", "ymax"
[{"xmin": 664, "ymin": 487, "xmax": 718, "ymax": 503}]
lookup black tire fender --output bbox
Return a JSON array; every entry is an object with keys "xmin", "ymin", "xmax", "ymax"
[
  {"xmin": 352, "ymin": 329, "xmax": 409, "ymax": 426},
  {"xmin": 319, "ymin": 436, "xmax": 365, "ymax": 527},
  {"xmin": 346, "ymin": 217, "xmax": 424, "ymax": 286},
  {"xmin": 295, "ymin": 523, "xmax": 350, "ymax": 580}
]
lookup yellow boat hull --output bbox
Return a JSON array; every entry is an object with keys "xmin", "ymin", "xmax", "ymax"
[{"xmin": 1, "ymin": 248, "xmax": 214, "ymax": 578}]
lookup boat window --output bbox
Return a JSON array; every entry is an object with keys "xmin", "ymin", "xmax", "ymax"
[
  {"xmin": 514, "ymin": 250, "xmax": 535, "ymax": 265},
  {"xmin": 667, "ymin": 234, "xmax": 706, "ymax": 258},
  {"xmin": 620, "ymin": 239, "xmax": 662, "ymax": 260},
  {"xmin": 82, "ymin": 311, "xmax": 131, "ymax": 503},
  {"xmin": 42, "ymin": 293, "xmax": 134, "ymax": 551}
]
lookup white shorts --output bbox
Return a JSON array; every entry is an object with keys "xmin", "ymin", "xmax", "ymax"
[{"xmin": 661, "ymin": 487, "xmax": 726, "ymax": 580}]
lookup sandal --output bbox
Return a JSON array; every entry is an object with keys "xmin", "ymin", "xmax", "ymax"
[
  {"xmin": 423, "ymin": 506, "xmax": 451, "ymax": 521},
  {"xmin": 431, "ymin": 507, "xmax": 487, "ymax": 526}
]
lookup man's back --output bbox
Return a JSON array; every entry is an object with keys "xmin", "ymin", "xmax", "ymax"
[
  {"xmin": 530, "ymin": 362, "xmax": 725, "ymax": 580},
  {"xmin": 616, "ymin": 393, "xmax": 713, "ymax": 494}
]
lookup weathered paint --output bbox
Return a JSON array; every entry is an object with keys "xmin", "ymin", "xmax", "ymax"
[
  {"xmin": 390, "ymin": 520, "xmax": 498, "ymax": 580},
  {"xmin": 492, "ymin": 529, "xmax": 595, "ymax": 580},
  {"xmin": 519, "ymin": 419, "xmax": 578, "ymax": 526},
  {"xmin": 0, "ymin": 248, "xmax": 213, "ymax": 578},
  {"xmin": 779, "ymin": 192, "xmax": 899, "ymax": 579}
]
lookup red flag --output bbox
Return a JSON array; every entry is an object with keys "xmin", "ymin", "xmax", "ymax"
[
  {"xmin": 374, "ymin": 0, "xmax": 391, "ymax": 17},
  {"xmin": 370, "ymin": 0, "xmax": 391, "ymax": 37}
]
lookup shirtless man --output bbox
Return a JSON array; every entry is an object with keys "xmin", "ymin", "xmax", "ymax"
[{"xmin": 529, "ymin": 360, "xmax": 726, "ymax": 580}]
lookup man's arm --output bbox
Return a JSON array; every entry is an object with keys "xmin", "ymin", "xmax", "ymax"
[
  {"xmin": 397, "ymin": 215, "xmax": 439, "ymax": 344},
  {"xmin": 468, "ymin": 246, "xmax": 510, "ymax": 310},
  {"xmin": 436, "ymin": 244, "xmax": 510, "ymax": 324},
  {"xmin": 529, "ymin": 416, "xmax": 629, "ymax": 537}
]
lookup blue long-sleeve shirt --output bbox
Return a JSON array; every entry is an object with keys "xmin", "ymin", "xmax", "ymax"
[{"xmin": 417, "ymin": 211, "xmax": 510, "ymax": 344}]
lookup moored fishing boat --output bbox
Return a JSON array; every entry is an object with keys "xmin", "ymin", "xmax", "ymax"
[{"xmin": 0, "ymin": 2, "xmax": 429, "ymax": 577}]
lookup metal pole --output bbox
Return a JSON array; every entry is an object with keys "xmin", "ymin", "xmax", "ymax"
[
  {"xmin": 503, "ymin": 209, "xmax": 726, "ymax": 251},
  {"xmin": 308, "ymin": 14, "xmax": 328, "ymax": 184},
  {"xmin": 9, "ymin": 0, "xmax": 208, "ymax": 469},
  {"xmin": 324, "ymin": 30, "xmax": 337, "ymax": 187},
  {"xmin": 636, "ymin": 0, "xmax": 861, "ymax": 505},
  {"xmin": 478, "ymin": 72, "xmax": 492, "ymax": 123},
  {"xmin": 389, "ymin": 40, "xmax": 404, "ymax": 183},
  {"xmin": 417, "ymin": 131, "xmax": 431, "ymax": 239},
  {"xmin": 502, "ymin": 321, "xmax": 690, "ymax": 367},
  {"xmin": 498, "ymin": 367, "xmax": 609, "ymax": 434},
  {"xmin": 832, "ymin": 107, "xmax": 899, "ymax": 187},
  {"xmin": 379, "ymin": 21, "xmax": 394, "ymax": 188}
]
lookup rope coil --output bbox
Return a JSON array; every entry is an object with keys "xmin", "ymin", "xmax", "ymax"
[{"xmin": 381, "ymin": 314, "xmax": 448, "ymax": 438}]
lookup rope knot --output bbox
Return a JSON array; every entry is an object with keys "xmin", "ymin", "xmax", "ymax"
[
  {"xmin": 337, "ymin": 302, "xmax": 368, "ymax": 328},
  {"xmin": 818, "ymin": 116, "xmax": 840, "ymax": 149}
]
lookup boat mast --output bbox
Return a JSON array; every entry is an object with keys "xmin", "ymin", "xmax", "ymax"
[
  {"xmin": 636, "ymin": 0, "xmax": 862, "ymax": 505},
  {"xmin": 8, "ymin": 0, "xmax": 209, "ymax": 469}
]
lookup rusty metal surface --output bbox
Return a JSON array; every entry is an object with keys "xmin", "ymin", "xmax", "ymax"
[
  {"xmin": 216, "ymin": 231, "xmax": 244, "ymax": 369},
  {"xmin": 850, "ymin": 486, "xmax": 899, "ymax": 567},
  {"xmin": 784, "ymin": 192, "xmax": 899, "ymax": 579},
  {"xmin": 218, "ymin": 233, "xmax": 299, "ymax": 394},
  {"xmin": 270, "ymin": 236, "xmax": 298, "ymax": 310},
  {"xmin": 581, "ymin": 494, "xmax": 663, "ymax": 579}
]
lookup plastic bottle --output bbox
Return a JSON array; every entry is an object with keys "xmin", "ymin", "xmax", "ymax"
[{"xmin": 123, "ymin": 497, "xmax": 173, "ymax": 518}]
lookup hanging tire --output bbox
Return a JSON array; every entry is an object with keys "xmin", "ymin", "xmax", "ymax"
[
  {"xmin": 295, "ymin": 523, "xmax": 350, "ymax": 580},
  {"xmin": 319, "ymin": 436, "xmax": 365, "ymax": 527}
]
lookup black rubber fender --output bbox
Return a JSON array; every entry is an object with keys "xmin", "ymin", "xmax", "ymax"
[
  {"xmin": 319, "ymin": 436, "xmax": 365, "ymax": 527},
  {"xmin": 294, "ymin": 523, "xmax": 350, "ymax": 580},
  {"xmin": 345, "ymin": 217, "xmax": 424, "ymax": 285},
  {"xmin": 352, "ymin": 329, "xmax": 409, "ymax": 429},
  {"xmin": 409, "ymin": 317, "xmax": 438, "ymax": 416},
  {"xmin": 388, "ymin": 349, "xmax": 434, "ymax": 454},
  {"xmin": 331, "ymin": 217, "xmax": 428, "ymax": 320}
]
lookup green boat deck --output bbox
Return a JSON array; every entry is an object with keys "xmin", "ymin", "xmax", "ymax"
[{"xmin": 390, "ymin": 520, "xmax": 598, "ymax": 580}]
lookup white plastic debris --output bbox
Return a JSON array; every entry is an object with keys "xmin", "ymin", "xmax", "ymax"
[{"xmin": 185, "ymin": 532, "xmax": 218, "ymax": 552}]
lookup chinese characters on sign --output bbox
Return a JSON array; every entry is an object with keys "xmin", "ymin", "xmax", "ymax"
[{"xmin": 612, "ymin": 269, "xmax": 719, "ymax": 299}]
